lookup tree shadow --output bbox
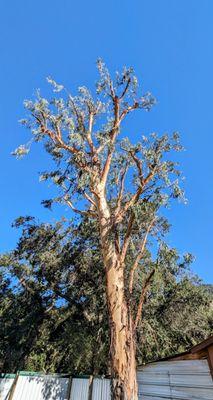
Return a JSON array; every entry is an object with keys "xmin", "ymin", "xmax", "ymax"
[{"xmin": 20, "ymin": 375, "xmax": 70, "ymax": 400}]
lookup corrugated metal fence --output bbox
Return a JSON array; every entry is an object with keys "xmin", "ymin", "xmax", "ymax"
[
  {"xmin": 1, "ymin": 360, "xmax": 212, "ymax": 399},
  {"xmin": 0, "ymin": 373, "xmax": 111, "ymax": 400}
]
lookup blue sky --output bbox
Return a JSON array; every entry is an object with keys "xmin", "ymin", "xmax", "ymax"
[{"xmin": 0, "ymin": 0, "xmax": 212, "ymax": 283}]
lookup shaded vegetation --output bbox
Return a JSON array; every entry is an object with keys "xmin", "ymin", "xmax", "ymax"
[{"xmin": 0, "ymin": 217, "xmax": 212, "ymax": 373}]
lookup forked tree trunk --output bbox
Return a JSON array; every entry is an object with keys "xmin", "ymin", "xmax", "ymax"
[{"xmin": 96, "ymin": 191, "xmax": 138, "ymax": 400}]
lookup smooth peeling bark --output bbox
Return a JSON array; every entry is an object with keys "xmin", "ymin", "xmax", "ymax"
[
  {"xmin": 96, "ymin": 190, "xmax": 138, "ymax": 400},
  {"xmin": 106, "ymin": 257, "xmax": 138, "ymax": 400}
]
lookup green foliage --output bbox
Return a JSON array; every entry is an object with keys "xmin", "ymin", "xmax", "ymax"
[
  {"xmin": 13, "ymin": 60, "xmax": 185, "ymax": 219},
  {"xmin": 137, "ymin": 270, "xmax": 212, "ymax": 363},
  {"xmin": 0, "ymin": 218, "xmax": 212, "ymax": 373}
]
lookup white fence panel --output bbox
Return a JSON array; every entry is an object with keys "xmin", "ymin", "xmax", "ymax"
[
  {"xmin": 69, "ymin": 378, "xmax": 89, "ymax": 400},
  {"xmin": 0, "ymin": 377, "xmax": 15, "ymax": 400},
  {"xmin": 92, "ymin": 378, "xmax": 111, "ymax": 400},
  {"xmin": 12, "ymin": 375, "xmax": 69, "ymax": 400}
]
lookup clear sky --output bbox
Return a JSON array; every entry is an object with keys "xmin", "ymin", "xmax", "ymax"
[{"xmin": 0, "ymin": 0, "xmax": 212, "ymax": 283}]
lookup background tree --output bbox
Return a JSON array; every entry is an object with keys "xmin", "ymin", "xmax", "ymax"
[
  {"xmin": 0, "ymin": 217, "xmax": 109, "ymax": 374},
  {"xmin": 12, "ymin": 61, "xmax": 201, "ymax": 399},
  {"xmin": 0, "ymin": 217, "xmax": 212, "ymax": 374}
]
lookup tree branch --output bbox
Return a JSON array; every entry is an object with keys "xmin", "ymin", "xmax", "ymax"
[
  {"xmin": 134, "ymin": 269, "xmax": 155, "ymax": 330},
  {"xmin": 117, "ymin": 163, "xmax": 159, "ymax": 222},
  {"xmin": 109, "ymin": 78, "xmax": 115, "ymax": 99},
  {"xmin": 120, "ymin": 77, "xmax": 131, "ymax": 100},
  {"xmin": 115, "ymin": 164, "xmax": 129, "ymax": 214},
  {"xmin": 40, "ymin": 124, "xmax": 79, "ymax": 155},
  {"xmin": 120, "ymin": 101, "xmax": 139, "ymax": 121},
  {"xmin": 64, "ymin": 197, "xmax": 96, "ymax": 218},
  {"xmin": 143, "ymin": 166, "xmax": 158, "ymax": 186},
  {"xmin": 118, "ymin": 186, "xmax": 143, "ymax": 222},
  {"xmin": 83, "ymin": 192, "xmax": 97, "ymax": 209},
  {"xmin": 129, "ymin": 150, "xmax": 143, "ymax": 185},
  {"xmin": 87, "ymin": 112, "xmax": 97, "ymax": 155},
  {"xmin": 120, "ymin": 212, "xmax": 135, "ymax": 264},
  {"xmin": 100, "ymin": 100, "xmax": 143, "ymax": 188},
  {"xmin": 129, "ymin": 218, "xmax": 155, "ymax": 294},
  {"xmin": 96, "ymin": 142, "xmax": 107, "ymax": 154},
  {"xmin": 69, "ymin": 96, "xmax": 85, "ymax": 132},
  {"xmin": 37, "ymin": 121, "xmax": 95, "ymax": 175},
  {"xmin": 101, "ymin": 96, "xmax": 120, "ymax": 187}
]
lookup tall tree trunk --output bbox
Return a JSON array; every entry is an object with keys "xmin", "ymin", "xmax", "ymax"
[
  {"xmin": 96, "ymin": 191, "xmax": 138, "ymax": 400},
  {"xmin": 106, "ymin": 262, "xmax": 138, "ymax": 400}
]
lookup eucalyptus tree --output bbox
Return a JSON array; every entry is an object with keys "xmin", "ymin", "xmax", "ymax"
[{"xmin": 14, "ymin": 61, "xmax": 185, "ymax": 399}]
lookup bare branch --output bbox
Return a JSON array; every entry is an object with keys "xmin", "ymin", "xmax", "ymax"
[
  {"xmin": 115, "ymin": 164, "xmax": 129, "ymax": 214},
  {"xmin": 118, "ymin": 186, "xmax": 143, "ymax": 222},
  {"xmin": 101, "ymin": 150, "xmax": 114, "ymax": 188},
  {"xmin": 101, "ymin": 96, "xmax": 120, "ymax": 187},
  {"xmin": 143, "ymin": 166, "xmax": 158, "ymax": 186},
  {"xmin": 83, "ymin": 192, "xmax": 97, "ymax": 209},
  {"xmin": 96, "ymin": 142, "xmax": 106, "ymax": 154},
  {"xmin": 37, "ymin": 122, "xmax": 94, "ymax": 174},
  {"xmin": 129, "ymin": 150, "xmax": 143, "ymax": 185},
  {"xmin": 120, "ymin": 77, "xmax": 131, "ymax": 100},
  {"xmin": 69, "ymin": 96, "xmax": 85, "ymax": 132},
  {"xmin": 40, "ymin": 124, "xmax": 79, "ymax": 155},
  {"xmin": 120, "ymin": 212, "xmax": 135, "ymax": 264},
  {"xmin": 87, "ymin": 112, "xmax": 97, "ymax": 154},
  {"xmin": 54, "ymin": 120, "xmax": 62, "ymax": 140},
  {"xmin": 134, "ymin": 269, "xmax": 155, "ymax": 330},
  {"xmin": 117, "ymin": 163, "xmax": 159, "ymax": 222},
  {"xmin": 120, "ymin": 102, "xmax": 139, "ymax": 121},
  {"xmin": 129, "ymin": 218, "xmax": 155, "ymax": 294},
  {"xmin": 109, "ymin": 78, "xmax": 116, "ymax": 99},
  {"xmin": 64, "ymin": 197, "xmax": 96, "ymax": 218},
  {"xmin": 100, "ymin": 100, "xmax": 142, "ymax": 188}
]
